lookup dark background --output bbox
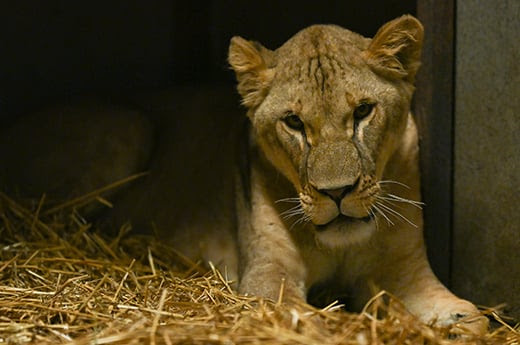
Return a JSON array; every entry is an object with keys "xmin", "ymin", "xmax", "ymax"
[{"xmin": 0, "ymin": 1, "xmax": 415, "ymax": 120}]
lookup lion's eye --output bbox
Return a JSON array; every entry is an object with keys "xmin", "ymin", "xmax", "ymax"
[
  {"xmin": 354, "ymin": 102, "xmax": 375, "ymax": 120},
  {"xmin": 283, "ymin": 114, "xmax": 305, "ymax": 131}
]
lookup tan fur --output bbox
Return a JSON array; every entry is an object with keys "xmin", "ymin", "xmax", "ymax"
[{"xmin": 0, "ymin": 15, "xmax": 487, "ymax": 336}]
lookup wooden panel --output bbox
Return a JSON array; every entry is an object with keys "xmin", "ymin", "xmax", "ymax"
[{"xmin": 415, "ymin": 0, "xmax": 455, "ymax": 285}]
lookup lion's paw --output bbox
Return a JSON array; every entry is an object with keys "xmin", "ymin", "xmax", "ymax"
[{"xmin": 426, "ymin": 300, "xmax": 489, "ymax": 336}]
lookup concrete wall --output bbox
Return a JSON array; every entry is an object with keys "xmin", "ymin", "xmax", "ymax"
[{"xmin": 453, "ymin": 0, "xmax": 520, "ymax": 318}]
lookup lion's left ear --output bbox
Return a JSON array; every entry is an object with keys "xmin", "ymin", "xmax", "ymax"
[
  {"xmin": 228, "ymin": 37, "xmax": 275, "ymax": 108},
  {"xmin": 364, "ymin": 15, "xmax": 424, "ymax": 82}
]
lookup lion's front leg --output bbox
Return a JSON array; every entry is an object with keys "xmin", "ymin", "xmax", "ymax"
[
  {"xmin": 239, "ymin": 252, "xmax": 306, "ymax": 302},
  {"xmin": 379, "ymin": 249, "xmax": 488, "ymax": 335},
  {"xmin": 236, "ymin": 166, "xmax": 307, "ymax": 302}
]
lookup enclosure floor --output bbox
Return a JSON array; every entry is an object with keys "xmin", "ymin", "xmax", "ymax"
[{"xmin": 0, "ymin": 192, "xmax": 518, "ymax": 345}]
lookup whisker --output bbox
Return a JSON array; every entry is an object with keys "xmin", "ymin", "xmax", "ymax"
[
  {"xmin": 275, "ymin": 197, "xmax": 301, "ymax": 204},
  {"xmin": 375, "ymin": 201, "xmax": 418, "ymax": 228},
  {"xmin": 377, "ymin": 180, "xmax": 411, "ymax": 189},
  {"xmin": 279, "ymin": 201, "xmax": 306, "ymax": 220},
  {"xmin": 278, "ymin": 197, "xmax": 312, "ymax": 228},
  {"xmin": 281, "ymin": 211, "xmax": 302, "ymax": 218},
  {"xmin": 375, "ymin": 196, "xmax": 405, "ymax": 209},
  {"xmin": 280, "ymin": 204, "xmax": 303, "ymax": 215},
  {"xmin": 384, "ymin": 193, "xmax": 424, "ymax": 208},
  {"xmin": 289, "ymin": 214, "xmax": 312, "ymax": 231},
  {"xmin": 281, "ymin": 210, "xmax": 305, "ymax": 220},
  {"xmin": 302, "ymin": 213, "xmax": 312, "ymax": 222},
  {"xmin": 370, "ymin": 209, "xmax": 380, "ymax": 232},
  {"xmin": 371, "ymin": 204, "xmax": 394, "ymax": 226},
  {"xmin": 364, "ymin": 203, "xmax": 379, "ymax": 232},
  {"xmin": 375, "ymin": 196, "xmax": 422, "ymax": 211},
  {"xmin": 281, "ymin": 208, "xmax": 304, "ymax": 215}
]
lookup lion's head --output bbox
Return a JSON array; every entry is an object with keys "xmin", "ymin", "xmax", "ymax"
[{"xmin": 229, "ymin": 15, "xmax": 423, "ymax": 246}]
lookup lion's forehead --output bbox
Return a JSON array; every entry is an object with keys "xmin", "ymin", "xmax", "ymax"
[
  {"xmin": 274, "ymin": 51, "xmax": 401, "ymax": 105},
  {"xmin": 273, "ymin": 58, "xmax": 386, "ymax": 119},
  {"xmin": 275, "ymin": 25, "xmax": 368, "ymax": 76},
  {"xmin": 275, "ymin": 55, "xmax": 385, "ymax": 111},
  {"xmin": 277, "ymin": 51, "xmax": 367, "ymax": 86},
  {"xmin": 276, "ymin": 24, "xmax": 369, "ymax": 58}
]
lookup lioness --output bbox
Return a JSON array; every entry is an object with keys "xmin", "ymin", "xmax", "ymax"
[
  {"xmin": 226, "ymin": 15, "xmax": 487, "ymax": 334},
  {"xmin": 0, "ymin": 15, "xmax": 487, "ymax": 334}
]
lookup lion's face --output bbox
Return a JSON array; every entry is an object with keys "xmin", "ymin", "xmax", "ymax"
[{"xmin": 230, "ymin": 17, "xmax": 423, "ymax": 246}]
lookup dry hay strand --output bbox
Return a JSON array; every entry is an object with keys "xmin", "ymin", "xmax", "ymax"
[{"xmin": 0, "ymin": 189, "xmax": 518, "ymax": 345}]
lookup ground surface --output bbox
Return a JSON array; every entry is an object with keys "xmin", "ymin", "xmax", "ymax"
[{"xmin": 0, "ymin": 191, "xmax": 518, "ymax": 345}]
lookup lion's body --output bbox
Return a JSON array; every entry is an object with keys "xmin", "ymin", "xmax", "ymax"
[{"xmin": 0, "ymin": 15, "xmax": 487, "ymax": 334}]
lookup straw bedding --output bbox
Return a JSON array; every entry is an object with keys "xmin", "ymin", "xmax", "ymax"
[{"xmin": 0, "ymin": 190, "xmax": 518, "ymax": 345}]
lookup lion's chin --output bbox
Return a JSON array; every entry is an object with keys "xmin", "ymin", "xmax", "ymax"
[{"xmin": 314, "ymin": 215, "xmax": 376, "ymax": 248}]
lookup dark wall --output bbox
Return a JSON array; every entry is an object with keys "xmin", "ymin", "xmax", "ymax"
[
  {"xmin": 0, "ymin": 1, "xmax": 415, "ymax": 119},
  {"xmin": 415, "ymin": 0, "xmax": 455, "ymax": 286},
  {"xmin": 0, "ymin": 1, "xmax": 176, "ymax": 117},
  {"xmin": 453, "ymin": 0, "xmax": 520, "ymax": 318}
]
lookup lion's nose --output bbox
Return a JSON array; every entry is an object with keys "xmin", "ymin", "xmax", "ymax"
[{"xmin": 320, "ymin": 178, "xmax": 359, "ymax": 204}]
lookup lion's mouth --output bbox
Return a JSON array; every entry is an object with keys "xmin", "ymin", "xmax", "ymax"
[{"xmin": 315, "ymin": 214, "xmax": 372, "ymax": 232}]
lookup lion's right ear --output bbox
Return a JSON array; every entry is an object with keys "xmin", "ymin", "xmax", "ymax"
[{"xmin": 228, "ymin": 37, "xmax": 274, "ymax": 108}]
